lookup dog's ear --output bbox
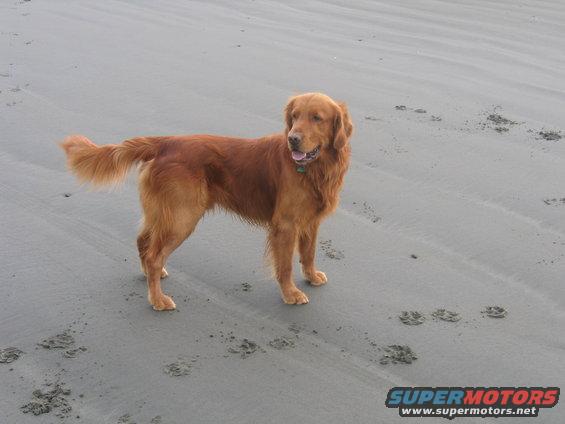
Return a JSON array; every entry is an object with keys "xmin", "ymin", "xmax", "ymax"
[
  {"xmin": 333, "ymin": 101, "xmax": 353, "ymax": 150},
  {"xmin": 284, "ymin": 96, "xmax": 296, "ymax": 134}
]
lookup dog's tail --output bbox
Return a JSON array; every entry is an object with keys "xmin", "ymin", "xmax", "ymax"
[{"xmin": 60, "ymin": 135, "xmax": 161, "ymax": 187}]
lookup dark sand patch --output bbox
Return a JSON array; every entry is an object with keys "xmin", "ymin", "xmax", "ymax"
[
  {"xmin": 163, "ymin": 359, "xmax": 196, "ymax": 377},
  {"xmin": 20, "ymin": 383, "xmax": 71, "ymax": 417},
  {"xmin": 399, "ymin": 311, "xmax": 426, "ymax": 325},
  {"xmin": 0, "ymin": 347, "xmax": 23, "ymax": 363},
  {"xmin": 150, "ymin": 416, "xmax": 162, "ymax": 424},
  {"xmin": 288, "ymin": 323, "xmax": 303, "ymax": 334},
  {"xmin": 319, "ymin": 239, "xmax": 345, "ymax": 260},
  {"xmin": 487, "ymin": 114, "xmax": 516, "ymax": 125},
  {"xmin": 124, "ymin": 291, "xmax": 143, "ymax": 301},
  {"xmin": 355, "ymin": 201, "xmax": 381, "ymax": 223},
  {"xmin": 538, "ymin": 130, "xmax": 561, "ymax": 141},
  {"xmin": 38, "ymin": 331, "xmax": 74, "ymax": 349},
  {"xmin": 268, "ymin": 337, "xmax": 295, "ymax": 350},
  {"xmin": 414, "ymin": 108, "xmax": 426, "ymax": 113},
  {"xmin": 63, "ymin": 346, "xmax": 87, "ymax": 358},
  {"xmin": 430, "ymin": 115, "xmax": 442, "ymax": 121},
  {"xmin": 481, "ymin": 112, "xmax": 520, "ymax": 133},
  {"xmin": 118, "ymin": 413, "xmax": 136, "ymax": 423},
  {"xmin": 543, "ymin": 198, "xmax": 565, "ymax": 206},
  {"xmin": 379, "ymin": 345, "xmax": 417, "ymax": 365},
  {"xmin": 224, "ymin": 282, "xmax": 253, "ymax": 296},
  {"xmin": 431, "ymin": 308, "xmax": 461, "ymax": 322},
  {"xmin": 227, "ymin": 339, "xmax": 263, "ymax": 358},
  {"xmin": 364, "ymin": 116, "xmax": 378, "ymax": 121},
  {"xmin": 482, "ymin": 306, "xmax": 507, "ymax": 318},
  {"xmin": 217, "ymin": 329, "xmax": 236, "ymax": 343},
  {"xmin": 394, "ymin": 105, "xmax": 407, "ymax": 110}
]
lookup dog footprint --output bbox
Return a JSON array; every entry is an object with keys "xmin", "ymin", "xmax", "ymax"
[{"xmin": 319, "ymin": 239, "xmax": 344, "ymax": 260}]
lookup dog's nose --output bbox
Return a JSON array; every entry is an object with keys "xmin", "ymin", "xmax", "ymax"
[{"xmin": 288, "ymin": 134, "xmax": 301, "ymax": 148}]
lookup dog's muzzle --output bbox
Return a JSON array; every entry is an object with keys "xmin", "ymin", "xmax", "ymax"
[{"xmin": 291, "ymin": 146, "xmax": 320, "ymax": 165}]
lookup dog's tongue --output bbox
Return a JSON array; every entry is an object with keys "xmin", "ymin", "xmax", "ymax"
[{"xmin": 292, "ymin": 150, "xmax": 306, "ymax": 161}]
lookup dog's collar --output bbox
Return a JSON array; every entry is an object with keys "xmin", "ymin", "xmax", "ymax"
[{"xmin": 296, "ymin": 165, "xmax": 306, "ymax": 173}]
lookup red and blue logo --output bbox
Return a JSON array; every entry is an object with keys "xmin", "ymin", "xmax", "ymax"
[{"xmin": 386, "ymin": 387, "xmax": 559, "ymax": 419}]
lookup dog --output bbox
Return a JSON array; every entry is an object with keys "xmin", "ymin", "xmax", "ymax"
[{"xmin": 60, "ymin": 92, "xmax": 353, "ymax": 310}]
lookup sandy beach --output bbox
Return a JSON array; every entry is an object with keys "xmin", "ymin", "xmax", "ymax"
[{"xmin": 1, "ymin": 0, "xmax": 564, "ymax": 422}]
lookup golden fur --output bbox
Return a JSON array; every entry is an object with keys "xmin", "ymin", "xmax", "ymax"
[{"xmin": 60, "ymin": 93, "xmax": 353, "ymax": 310}]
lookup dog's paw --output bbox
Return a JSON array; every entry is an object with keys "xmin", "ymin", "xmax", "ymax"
[
  {"xmin": 151, "ymin": 294, "xmax": 176, "ymax": 311},
  {"xmin": 306, "ymin": 270, "xmax": 327, "ymax": 286},
  {"xmin": 282, "ymin": 288, "xmax": 309, "ymax": 305}
]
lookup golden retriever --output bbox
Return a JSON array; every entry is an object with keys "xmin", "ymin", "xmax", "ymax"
[{"xmin": 60, "ymin": 92, "xmax": 353, "ymax": 310}]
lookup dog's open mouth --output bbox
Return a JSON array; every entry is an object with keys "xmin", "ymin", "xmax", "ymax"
[{"xmin": 291, "ymin": 146, "xmax": 320, "ymax": 165}]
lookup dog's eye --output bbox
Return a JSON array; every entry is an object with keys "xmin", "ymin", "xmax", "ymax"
[{"xmin": 312, "ymin": 115, "xmax": 322, "ymax": 122}]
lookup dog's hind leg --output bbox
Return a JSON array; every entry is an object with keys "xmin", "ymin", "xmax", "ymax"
[
  {"xmin": 138, "ymin": 168, "xmax": 208, "ymax": 311},
  {"xmin": 137, "ymin": 225, "xmax": 168, "ymax": 278},
  {"xmin": 143, "ymin": 204, "xmax": 204, "ymax": 311}
]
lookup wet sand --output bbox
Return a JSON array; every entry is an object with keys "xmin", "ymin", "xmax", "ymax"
[{"xmin": 1, "ymin": 0, "xmax": 565, "ymax": 422}]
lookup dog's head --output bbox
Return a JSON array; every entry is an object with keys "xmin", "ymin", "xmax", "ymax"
[{"xmin": 284, "ymin": 93, "xmax": 353, "ymax": 166}]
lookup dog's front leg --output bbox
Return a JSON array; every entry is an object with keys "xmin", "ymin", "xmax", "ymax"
[
  {"xmin": 299, "ymin": 224, "xmax": 327, "ymax": 286},
  {"xmin": 269, "ymin": 222, "xmax": 309, "ymax": 304}
]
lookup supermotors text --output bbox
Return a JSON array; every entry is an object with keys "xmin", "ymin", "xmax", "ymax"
[{"xmin": 385, "ymin": 386, "xmax": 559, "ymax": 419}]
